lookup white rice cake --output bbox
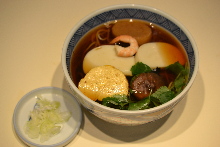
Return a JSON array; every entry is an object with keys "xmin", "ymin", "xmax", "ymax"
[
  {"xmin": 135, "ymin": 42, "xmax": 186, "ymax": 69},
  {"xmin": 83, "ymin": 45, "xmax": 135, "ymax": 76}
]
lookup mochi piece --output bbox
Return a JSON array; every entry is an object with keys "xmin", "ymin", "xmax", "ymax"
[
  {"xmin": 78, "ymin": 65, "xmax": 128, "ymax": 101},
  {"xmin": 135, "ymin": 42, "xmax": 186, "ymax": 69},
  {"xmin": 83, "ymin": 45, "xmax": 135, "ymax": 76}
]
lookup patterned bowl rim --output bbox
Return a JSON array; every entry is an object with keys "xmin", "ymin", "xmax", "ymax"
[{"xmin": 61, "ymin": 4, "xmax": 199, "ymax": 114}]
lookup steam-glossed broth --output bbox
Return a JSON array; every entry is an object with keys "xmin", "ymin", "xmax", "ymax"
[{"xmin": 70, "ymin": 19, "xmax": 188, "ymax": 86}]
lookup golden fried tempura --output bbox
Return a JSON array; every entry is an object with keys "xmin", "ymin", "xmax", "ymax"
[{"xmin": 78, "ymin": 65, "xmax": 128, "ymax": 101}]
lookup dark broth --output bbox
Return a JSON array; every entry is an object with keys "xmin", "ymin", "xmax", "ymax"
[{"xmin": 70, "ymin": 19, "xmax": 188, "ymax": 86}]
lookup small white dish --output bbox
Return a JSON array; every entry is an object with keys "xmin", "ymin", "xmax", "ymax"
[{"xmin": 13, "ymin": 87, "xmax": 82, "ymax": 147}]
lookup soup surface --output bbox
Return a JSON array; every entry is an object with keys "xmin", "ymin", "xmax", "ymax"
[
  {"xmin": 70, "ymin": 19, "xmax": 189, "ymax": 110},
  {"xmin": 70, "ymin": 19, "xmax": 187, "ymax": 85}
]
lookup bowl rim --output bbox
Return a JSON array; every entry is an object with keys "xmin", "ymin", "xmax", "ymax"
[{"xmin": 61, "ymin": 4, "xmax": 199, "ymax": 115}]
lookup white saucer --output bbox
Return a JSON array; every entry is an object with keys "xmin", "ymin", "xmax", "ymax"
[{"xmin": 13, "ymin": 87, "xmax": 82, "ymax": 147}]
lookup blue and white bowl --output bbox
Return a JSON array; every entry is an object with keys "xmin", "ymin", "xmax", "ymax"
[{"xmin": 62, "ymin": 4, "xmax": 199, "ymax": 126}]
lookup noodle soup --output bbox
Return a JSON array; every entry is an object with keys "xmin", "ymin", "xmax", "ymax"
[
  {"xmin": 70, "ymin": 19, "xmax": 188, "ymax": 85},
  {"xmin": 62, "ymin": 4, "xmax": 198, "ymax": 125},
  {"xmin": 69, "ymin": 19, "xmax": 189, "ymax": 110}
]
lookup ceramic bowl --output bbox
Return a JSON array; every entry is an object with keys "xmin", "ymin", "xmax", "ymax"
[{"xmin": 62, "ymin": 4, "xmax": 198, "ymax": 126}]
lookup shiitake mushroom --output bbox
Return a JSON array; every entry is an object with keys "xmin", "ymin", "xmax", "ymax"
[{"xmin": 130, "ymin": 72, "xmax": 166, "ymax": 100}]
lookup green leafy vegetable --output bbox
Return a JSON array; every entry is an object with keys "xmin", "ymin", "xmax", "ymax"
[
  {"xmin": 102, "ymin": 87, "xmax": 174, "ymax": 110},
  {"xmin": 101, "ymin": 62, "xmax": 189, "ymax": 111},
  {"xmin": 166, "ymin": 62, "xmax": 189, "ymax": 94},
  {"xmin": 102, "ymin": 95, "xmax": 130, "ymax": 110},
  {"xmin": 151, "ymin": 86, "xmax": 175, "ymax": 104},
  {"xmin": 166, "ymin": 61, "xmax": 185, "ymax": 75},
  {"xmin": 130, "ymin": 62, "xmax": 152, "ymax": 75},
  {"xmin": 128, "ymin": 97, "xmax": 151, "ymax": 110},
  {"xmin": 128, "ymin": 87, "xmax": 174, "ymax": 110}
]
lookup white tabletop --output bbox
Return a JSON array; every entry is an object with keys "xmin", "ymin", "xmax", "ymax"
[{"xmin": 1, "ymin": 1, "xmax": 219, "ymax": 147}]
